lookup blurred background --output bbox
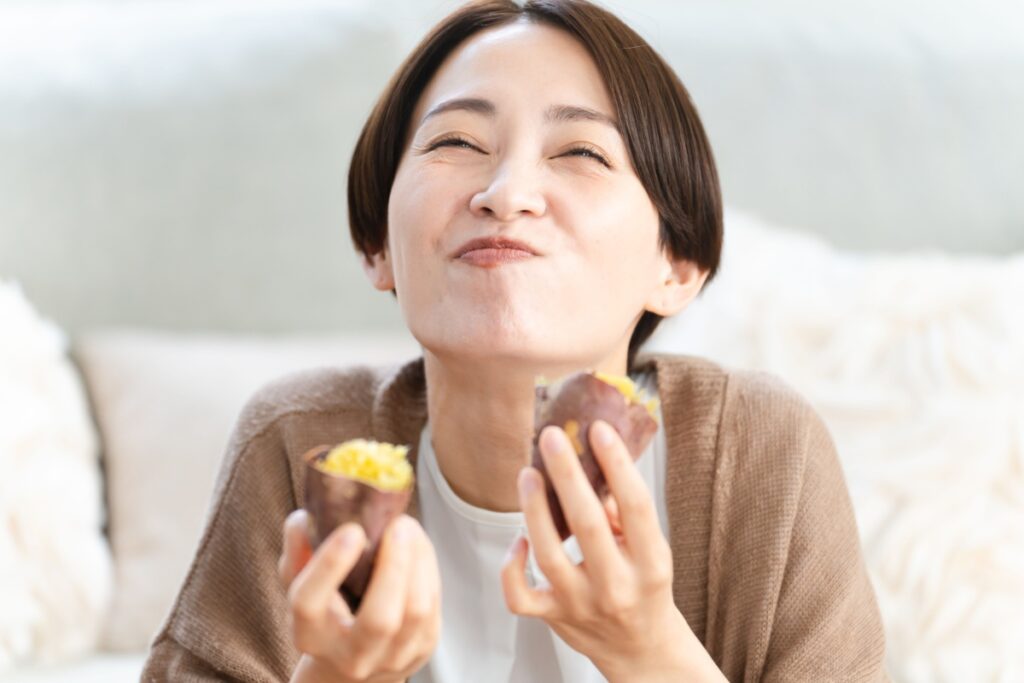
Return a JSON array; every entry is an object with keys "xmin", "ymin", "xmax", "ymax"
[{"xmin": 1, "ymin": 0, "xmax": 1021, "ymax": 681}]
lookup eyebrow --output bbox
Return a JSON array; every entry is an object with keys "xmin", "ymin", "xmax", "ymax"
[{"xmin": 420, "ymin": 97, "xmax": 620, "ymax": 133}]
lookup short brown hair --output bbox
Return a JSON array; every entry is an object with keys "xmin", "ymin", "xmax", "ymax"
[{"xmin": 348, "ymin": 0, "xmax": 722, "ymax": 370}]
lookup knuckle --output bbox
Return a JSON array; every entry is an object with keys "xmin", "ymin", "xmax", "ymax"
[
  {"xmin": 647, "ymin": 562, "xmax": 673, "ymax": 589},
  {"xmin": 292, "ymin": 631, "xmax": 315, "ymax": 655},
  {"xmin": 504, "ymin": 592, "xmax": 524, "ymax": 615},
  {"xmin": 619, "ymin": 494, "xmax": 650, "ymax": 518},
  {"xmin": 341, "ymin": 659, "xmax": 371, "ymax": 681},
  {"xmin": 317, "ymin": 542, "xmax": 343, "ymax": 568},
  {"xmin": 354, "ymin": 663, "xmax": 376, "ymax": 681},
  {"xmin": 644, "ymin": 543, "xmax": 674, "ymax": 585},
  {"xmin": 532, "ymin": 552, "xmax": 559, "ymax": 579},
  {"xmin": 288, "ymin": 594, "xmax": 317, "ymax": 625},
  {"xmin": 292, "ymin": 610, "xmax": 315, "ymax": 634},
  {"xmin": 601, "ymin": 585, "xmax": 633, "ymax": 614},
  {"xmin": 380, "ymin": 658, "xmax": 408, "ymax": 677},
  {"xmin": 574, "ymin": 518, "xmax": 606, "ymax": 541},
  {"xmin": 289, "ymin": 618, "xmax": 315, "ymax": 653},
  {"xmin": 406, "ymin": 596, "xmax": 434, "ymax": 623},
  {"xmin": 360, "ymin": 614, "xmax": 401, "ymax": 639}
]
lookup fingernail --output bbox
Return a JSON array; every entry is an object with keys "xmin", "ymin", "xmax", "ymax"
[
  {"xmin": 503, "ymin": 535, "xmax": 524, "ymax": 564},
  {"xmin": 518, "ymin": 469, "xmax": 538, "ymax": 498},
  {"xmin": 540, "ymin": 426, "xmax": 562, "ymax": 451},
  {"xmin": 592, "ymin": 420, "xmax": 614, "ymax": 448},
  {"xmin": 393, "ymin": 517, "xmax": 413, "ymax": 543},
  {"xmin": 334, "ymin": 525, "xmax": 360, "ymax": 548}
]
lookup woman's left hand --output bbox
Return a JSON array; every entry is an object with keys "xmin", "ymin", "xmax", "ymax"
[{"xmin": 500, "ymin": 420, "xmax": 723, "ymax": 683}]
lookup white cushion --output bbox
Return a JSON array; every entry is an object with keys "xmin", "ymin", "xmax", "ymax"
[
  {"xmin": 646, "ymin": 208, "xmax": 1024, "ymax": 682},
  {"xmin": 71, "ymin": 329, "xmax": 420, "ymax": 651},
  {"xmin": 0, "ymin": 652, "xmax": 145, "ymax": 683},
  {"xmin": 0, "ymin": 281, "xmax": 110, "ymax": 672}
]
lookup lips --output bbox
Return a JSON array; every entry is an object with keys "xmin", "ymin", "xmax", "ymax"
[
  {"xmin": 459, "ymin": 248, "xmax": 535, "ymax": 267},
  {"xmin": 452, "ymin": 236, "xmax": 539, "ymax": 259}
]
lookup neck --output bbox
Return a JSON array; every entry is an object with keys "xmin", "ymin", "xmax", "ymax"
[{"xmin": 423, "ymin": 346, "xmax": 629, "ymax": 512}]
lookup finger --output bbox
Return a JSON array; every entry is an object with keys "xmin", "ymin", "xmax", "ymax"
[
  {"xmin": 538, "ymin": 426, "xmax": 624, "ymax": 584},
  {"xmin": 589, "ymin": 420, "xmax": 666, "ymax": 567},
  {"xmin": 391, "ymin": 529, "xmax": 441, "ymax": 670},
  {"xmin": 501, "ymin": 534, "xmax": 558, "ymax": 618},
  {"xmin": 351, "ymin": 515, "xmax": 416, "ymax": 660},
  {"xmin": 279, "ymin": 509, "xmax": 315, "ymax": 589},
  {"xmin": 518, "ymin": 464, "xmax": 584, "ymax": 596},
  {"xmin": 288, "ymin": 523, "xmax": 365, "ymax": 630}
]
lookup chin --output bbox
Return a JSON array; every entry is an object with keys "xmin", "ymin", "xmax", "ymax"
[
  {"xmin": 420, "ymin": 331, "xmax": 595, "ymax": 371},
  {"xmin": 408, "ymin": 307, "xmax": 611, "ymax": 365}
]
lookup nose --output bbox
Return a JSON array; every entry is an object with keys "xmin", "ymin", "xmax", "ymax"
[{"xmin": 468, "ymin": 158, "xmax": 547, "ymax": 221}]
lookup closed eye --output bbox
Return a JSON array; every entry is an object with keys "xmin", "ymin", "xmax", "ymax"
[
  {"xmin": 427, "ymin": 136, "xmax": 483, "ymax": 153},
  {"xmin": 427, "ymin": 135, "xmax": 611, "ymax": 168},
  {"xmin": 564, "ymin": 143, "xmax": 611, "ymax": 168}
]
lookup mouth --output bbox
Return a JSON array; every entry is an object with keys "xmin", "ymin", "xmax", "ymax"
[
  {"xmin": 452, "ymin": 235, "xmax": 540, "ymax": 268},
  {"xmin": 457, "ymin": 247, "xmax": 537, "ymax": 268}
]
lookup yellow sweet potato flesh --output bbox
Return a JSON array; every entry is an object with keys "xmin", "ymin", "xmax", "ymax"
[
  {"xmin": 592, "ymin": 371, "xmax": 660, "ymax": 421},
  {"xmin": 312, "ymin": 439, "xmax": 412, "ymax": 491}
]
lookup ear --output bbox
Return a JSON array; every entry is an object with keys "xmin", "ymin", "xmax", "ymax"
[
  {"xmin": 360, "ymin": 248, "xmax": 396, "ymax": 292},
  {"xmin": 643, "ymin": 255, "xmax": 709, "ymax": 317}
]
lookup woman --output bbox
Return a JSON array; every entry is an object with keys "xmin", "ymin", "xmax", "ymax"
[{"xmin": 142, "ymin": 1, "xmax": 888, "ymax": 681}]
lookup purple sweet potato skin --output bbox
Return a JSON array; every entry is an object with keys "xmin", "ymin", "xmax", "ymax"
[
  {"xmin": 531, "ymin": 373, "xmax": 658, "ymax": 540},
  {"xmin": 302, "ymin": 445, "xmax": 412, "ymax": 612}
]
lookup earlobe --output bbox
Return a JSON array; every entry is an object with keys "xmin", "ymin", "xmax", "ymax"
[
  {"xmin": 361, "ymin": 250, "xmax": 396, "ymax": 292},
  {"xmin": 644, "ymin": 258, "xmax": 709, "ymax": 317}
]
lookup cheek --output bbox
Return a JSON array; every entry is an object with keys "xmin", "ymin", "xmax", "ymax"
[
  {"xmin": 387, "ymin": 166, "xmax": 452, "ymax": 275},
  {"xmin": 574, "ymin": 185, "xmax": 661, "ymax": 275},
  {"xmin": 389, "ymin": 165, "xmax": 433, "ymax": 226},
  {"xmin": 389, "ymin": 162, "xmax": 474, "ymax": 232}
]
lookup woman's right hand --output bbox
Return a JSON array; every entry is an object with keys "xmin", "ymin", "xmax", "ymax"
[{"xmin": 279, "ymin": 510, "xmax": 442, "ymax": 683}]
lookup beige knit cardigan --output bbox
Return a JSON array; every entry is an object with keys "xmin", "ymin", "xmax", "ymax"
[{"xmin": 141, "ymin": 353, "xmax": 889, "ymax": 682}]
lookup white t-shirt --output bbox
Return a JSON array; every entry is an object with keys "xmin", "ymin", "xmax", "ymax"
[{"xmin": 410, "ymin": 369, "xmax": 668, "ymax": 683}]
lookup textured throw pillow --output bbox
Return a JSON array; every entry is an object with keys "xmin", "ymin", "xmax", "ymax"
[
  {"xmin": 0, "ymin": 280, "xmax": 111, "ymax": 672},
  {"xmin": 71, "ymin": 329, "xmax": 420, "ymax": 652},
  {"xmin": 646, "ymin": 208, "xmax": 1024, "ymax": 683}
]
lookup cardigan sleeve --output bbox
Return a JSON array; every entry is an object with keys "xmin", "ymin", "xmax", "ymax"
[
  {"xmin": 759, "ymin": 406, "xmax": 890, "ymax": 682},
  {"xmin": 705, "ymin": 370, "xmax": 890, "ymax": 683},
  {"xmin": 140, "ymin": 395, "xmax": 302, "ymax": 683},
  {"xmin": 142, "ymin": 635, "xmax": 245, "ymax": 682}
]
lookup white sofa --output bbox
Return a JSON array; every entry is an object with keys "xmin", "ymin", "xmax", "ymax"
[{"xmin": 1, "ymin": 1, "xmax": 1022, "ymax": 681}]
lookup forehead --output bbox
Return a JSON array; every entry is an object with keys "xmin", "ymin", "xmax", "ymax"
[{"xmin": 412, "ymin": 20, "xmax": 614, "ymax": 123}]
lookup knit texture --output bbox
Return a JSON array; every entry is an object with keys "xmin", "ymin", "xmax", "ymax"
[{"xmin": 140, "ymin": 353, "xmax": 888, "ymax": 682}]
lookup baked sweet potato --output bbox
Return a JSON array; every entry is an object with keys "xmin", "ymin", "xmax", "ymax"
[
  {"xmin": 302, "ymin": 439, "xmax": 413, "ymax": 612},
  {"xmin": 531, "ymin": 371, "xmax": 659, "ymax": 540}
]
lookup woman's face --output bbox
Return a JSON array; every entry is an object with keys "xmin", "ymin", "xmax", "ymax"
[{"xmin": 369, "ymin": 20, "xmax": 693, "ymax": 367}]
